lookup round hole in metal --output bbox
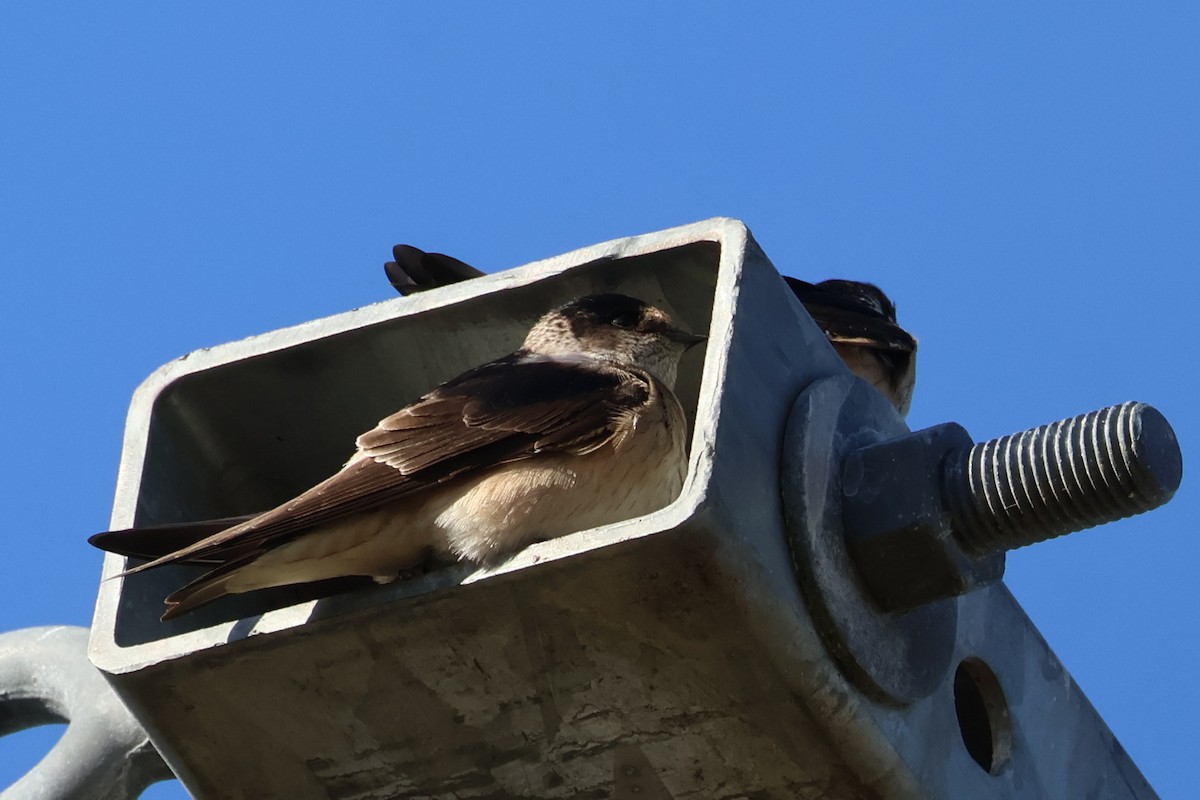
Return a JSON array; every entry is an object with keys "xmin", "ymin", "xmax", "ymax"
[{"xmin": 954, "ymin": 657, "xmax": 1013, "ymax": 775}]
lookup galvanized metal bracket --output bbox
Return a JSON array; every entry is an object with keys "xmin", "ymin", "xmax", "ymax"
[
  {"xmin": 86, "ymin": 218, "xmax": 1162, "ymax": 799},
  {"xmin": 0, "ymin": 626, "xmax": 170, "ymax": 799}
]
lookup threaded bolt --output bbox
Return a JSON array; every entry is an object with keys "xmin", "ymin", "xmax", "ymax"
[{"xmin": 943, "ymin": 402, "xmax": 1182, "ymax": 558}]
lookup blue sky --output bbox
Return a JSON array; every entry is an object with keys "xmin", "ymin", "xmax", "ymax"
[{"xmin": 2, "ymin": 4, "xmax": 1196, "ymax": 798}]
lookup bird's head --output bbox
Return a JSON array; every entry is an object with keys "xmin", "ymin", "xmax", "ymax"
[{"xmin": 523, "ymin": 294, "xmax": 706, "ymax": 387}]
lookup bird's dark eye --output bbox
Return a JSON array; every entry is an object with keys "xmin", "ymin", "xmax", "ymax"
[{"xmin": 609, "ymin": 311, "xmax": 640, "ymax": 329}]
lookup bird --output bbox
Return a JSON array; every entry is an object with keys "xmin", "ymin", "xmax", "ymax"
[
  {"xmin": 386, "ymin": 246, "xmax": 917, "ymax": 416},
  {"xmin": 89, "ymin": 294, "xmax": 706, "ymax": 620},
  {"xmin": 783, "ymin": 277, "xmax": 917, "ymax": 417}
]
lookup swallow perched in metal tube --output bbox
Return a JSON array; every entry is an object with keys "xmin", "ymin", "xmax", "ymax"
[
  {"xmin": 386, "ymin": 247, "xmax": 918, "ymax": 416},
  {"xmin": 89, "ymin": 294, "xmax": 706, "ymax": 620}
]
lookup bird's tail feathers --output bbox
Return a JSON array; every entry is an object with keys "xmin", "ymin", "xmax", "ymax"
[{"xmin": 159, "ymin": 554, "xmax": 262, "ymax": 620}]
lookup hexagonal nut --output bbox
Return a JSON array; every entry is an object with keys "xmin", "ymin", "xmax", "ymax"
[{"xmin": 840, "ymin": 422, "xmax": 1004, "ymax": 611}]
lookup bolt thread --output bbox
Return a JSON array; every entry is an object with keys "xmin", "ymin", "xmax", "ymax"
[{"xmin": 944, "ymin": 402, "xmax": 1182, "ymax": 557}]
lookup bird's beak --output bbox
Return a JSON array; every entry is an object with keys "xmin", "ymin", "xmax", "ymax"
[{"xmin": 667, "ymin": 328, "xmax": 708, "ymax": 349}]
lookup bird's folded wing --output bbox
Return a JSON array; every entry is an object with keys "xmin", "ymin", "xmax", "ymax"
[
  {"xmin": 91, "ymin": 354, "xmax": 651, "ymax": 571},
  {"xmin": 360, "ymin": 353, "xmax": 652, "ymax": 472},
  {"xmin": 86, "ymin": 515, "xmax": 258, "ymax": 563},
  {"xmin": 385, "ymin": 245, "xmax": 485, "ymax": 295}
]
